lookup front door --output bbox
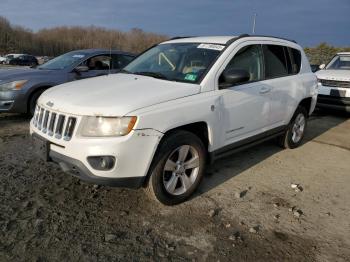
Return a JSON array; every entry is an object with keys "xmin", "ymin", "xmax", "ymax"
[{"xmin": 219, "ymin": 44, "xmax": 271, "ymax": 146}]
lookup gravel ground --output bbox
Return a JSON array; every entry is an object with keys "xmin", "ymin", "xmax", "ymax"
[{"xmin": 0, "ymin": 110, "xmax": 349, "ymax": 261}]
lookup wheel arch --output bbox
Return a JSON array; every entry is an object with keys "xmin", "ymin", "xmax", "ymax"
[
  {"xmin": 142, "ymin": 121, "xmax": 211, "ymax": 187},
  {"xmin": 298, "ymin": 97, "xmax": 313, "ymax": 116},
  {"xmin": 27, "ymin": 85, "xmax": 52, "ymax": 112},
  {"xmin": 162, "ymin": 121, "xmax": 210, "ymax": 150}
]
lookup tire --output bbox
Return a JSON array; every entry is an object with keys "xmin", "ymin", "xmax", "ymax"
[
  {"xmin": 278, "ymin": 106, "xmax": 308, "ymax": 149},
  {"xmin": 28, "ymin": 90, "xmax": 45, "ymax": 116},
  {"xmin": 145, "ymin": 130, "xmax": 207, "ymax": 205}
]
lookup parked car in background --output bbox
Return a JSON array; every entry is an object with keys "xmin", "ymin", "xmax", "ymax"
[
  {"xmin": 30, "ymin": 35, "xmax": 317, "ymax": 205},
  {"xmin": 0, "ymin": 56, "xmax": 6, "ymax": 64},
  {"xmin": 316, "ymin": 52, "xmax": 350, "ymax": 112},
  {"xmin": 0, "ymin": 49, "xmax": 135, "ymax": 115},
  {"xmin": 310, "ymin": 64, "xmax": 320, "ymax": 72},
  {"xmin": 8, "ymin": 54, "xmax": 38, "ymax": 67},
  {"xmin": 4, "ymin": 54, "xmax": 25, "ymax": 64}
]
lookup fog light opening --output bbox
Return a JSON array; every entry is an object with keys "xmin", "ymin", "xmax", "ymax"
[{"xmin": 87, "ymin": 156, "xmax": 115, "ymax": 171}]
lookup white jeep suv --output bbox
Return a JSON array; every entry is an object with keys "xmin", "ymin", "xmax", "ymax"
[
  {"xmin": 30, "ymin": 35, "xmax": 318, "ymax": 205},
  {"xmin": 316, "ymin": 52, "xmax": 350, "ymax": 112}
]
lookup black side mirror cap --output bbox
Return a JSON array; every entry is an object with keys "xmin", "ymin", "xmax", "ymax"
[{"xmin": 219, "ymin": 69, "xmax": 250, "ymax": 89}]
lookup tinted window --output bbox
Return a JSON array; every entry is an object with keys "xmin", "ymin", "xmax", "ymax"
[
  {"xmin": 82, "ymin": 55, "xmax": 111, "ymax": 70},
  {"xmin": 113, "ymin": 55, "xmax": 134, "ymax": 69},
  {"xmin": 222, "ymin": 45, "xmax": 263, "ymax": 84},
  {"xmin": 290, "ymin": 48, "xmax": 302, "ymax": 74},
  {"xmin": 263, "ymin": 45, "xmax": 288, "ymax": 78}
]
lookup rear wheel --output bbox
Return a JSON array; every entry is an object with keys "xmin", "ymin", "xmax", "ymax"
[
  {"xmin": 145, "ymin": 131, "xmax": 206, "ymax": 205},
  {"xmin": 278, "ymin": 106, "xmax": 308, "ymax": 149}
]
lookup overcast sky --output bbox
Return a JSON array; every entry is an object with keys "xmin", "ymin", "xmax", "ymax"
[{"xmin": 1, "ymin": 0, "xmax": 349, "ymax": 47}]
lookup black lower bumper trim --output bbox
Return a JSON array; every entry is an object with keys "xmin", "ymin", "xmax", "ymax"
[
  {"xmin": 317, "ymin": 95, "xmax": 350, "ymax": 112},
  {"xmin": 49, "ymin": 151, "xmax": 145, "ymax": 188}
]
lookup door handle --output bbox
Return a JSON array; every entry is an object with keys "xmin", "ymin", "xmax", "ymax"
[{"xmin": 259, "ymin": 86, "xmax": 271, "ymax": 94}]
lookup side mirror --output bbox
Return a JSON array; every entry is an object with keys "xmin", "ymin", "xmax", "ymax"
[
  {"xmin": 319, "ymin": 64, "xmax": 326, "ymax": 70},
  {"xmin": 74, "ymin": 65, "xmax": 89, "ymax": 73},
  {"xmin": 219, "ymin": 69, "xmax": 250, "ymax": 88}
]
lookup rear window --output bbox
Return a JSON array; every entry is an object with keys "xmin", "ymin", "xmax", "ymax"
[
  {"xmin": 263, "ymin": 45, "xmax": 289, "ymax": 79},
  {"xmin": 262, "ymin": 45, "xmax": 302, "ymax": 79},
  {"xmin": 289, "ymin": 48, "xmax": 302, "ymax": 74}
]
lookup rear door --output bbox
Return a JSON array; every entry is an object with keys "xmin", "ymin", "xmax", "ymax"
[
  {"xmin": 261, "ymin": 44, "xmax": 302, "ymax": 127},
  {"xmin": 218, "ymin": 43, "xmax": 271, "ymax": 146}
]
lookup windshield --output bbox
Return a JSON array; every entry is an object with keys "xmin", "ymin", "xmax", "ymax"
[
  {"xmin": 326, "ymin": 55, "xmax": 350, "ymax": 70},
  {"xmin": 123, "ymin": 43, "xmax": 225, "ymax": 83},
  {"xmin": 38, "ymin": 52, "xmax": 86, "ymax": 70}
]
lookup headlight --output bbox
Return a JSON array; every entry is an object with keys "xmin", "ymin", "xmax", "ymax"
[
  {"xmin": 79, "ymin": 116, "xmax": 137, "ymax": 137},
  {"xmin": 0, "ymin": 80, "xmax": 28, "ymax": 91}
]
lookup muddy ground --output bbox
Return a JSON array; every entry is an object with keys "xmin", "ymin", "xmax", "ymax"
[{"xmin": 0, "ymin": 110, "xmax": 349, "ymax": 262}]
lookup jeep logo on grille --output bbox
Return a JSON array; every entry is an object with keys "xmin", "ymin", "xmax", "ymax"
[{"xmin": 46, "ymin": 101, "xmax": 54, "ymax": 107}]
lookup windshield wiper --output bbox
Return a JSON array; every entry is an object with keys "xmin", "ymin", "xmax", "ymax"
[{"xmin": 134, "ymin": 71, "xmax": 169, "ymax": 80}]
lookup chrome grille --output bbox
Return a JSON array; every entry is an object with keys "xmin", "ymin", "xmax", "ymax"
[
  {"xmin": 320, "ymin": 79, "xmax": 350, "ymax": 89},
  {"xmin": 33, "ymin": 106, "xmax": 77, "ymax": 141}
]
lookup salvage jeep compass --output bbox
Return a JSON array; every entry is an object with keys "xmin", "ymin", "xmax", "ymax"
[{"xmin": 30, "ymin": 35, "xmax": 318, "ymax": 205}]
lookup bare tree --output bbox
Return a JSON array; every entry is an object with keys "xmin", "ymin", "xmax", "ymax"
[{"xmin": 0, "ymin": 16, "xmax": 168, "ymax": 56}]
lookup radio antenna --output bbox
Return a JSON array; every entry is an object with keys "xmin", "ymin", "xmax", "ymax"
[{"xmin": 252, "ymin": 13, "xmax": 257, "ymax": 34}]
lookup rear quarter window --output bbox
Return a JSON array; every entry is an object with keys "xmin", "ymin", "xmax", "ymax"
[{"xmin": 289, "ymin": 48, "xmax": 302, "ymax": 74}]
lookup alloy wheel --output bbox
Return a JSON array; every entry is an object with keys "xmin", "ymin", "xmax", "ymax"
[
  {"xmin": 162, "ymin": 145, "xmax": 200, "ymax": 195},
  {"xmin": 291, "ymin": 113, "xmax": 306, "ymax": 143}
]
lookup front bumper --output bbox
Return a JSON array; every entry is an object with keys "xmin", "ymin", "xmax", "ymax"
[
  {"xmin": 316, "ymin": 84, "xmax": 350, "ymax": 112},
  {"xmin": 49, "ymin": 150, "xmax": 145, "ymax": 188},
  {"xmin": 0, "ymin": 90, "xmax": 27, "ymax": 113},
  {"xmin": 30, "ymin": 120, "xmax": 164, "ymax": 188}
]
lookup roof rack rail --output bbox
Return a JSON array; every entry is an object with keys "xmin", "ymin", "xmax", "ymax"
[
  {"xmin": 227, "ymin": 34, "xmax": 297, "ymax": 44},
  {"xmin": 226, "ymin": 34, "xmax": 250, "ymax": 45},
  {"xmin": 168, "ymin": 36, "xmax": 194, "ymax": 40}
]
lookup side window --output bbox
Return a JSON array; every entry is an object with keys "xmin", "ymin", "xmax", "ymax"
[
  {"xmin": 83, "ymin": 55, "xmax": 111, "ymax": 71},
  {"xmin": 289, "ymin": 48, "xmax": 302, "ymax": 74},
  {"xmin": 263, "ymin": 45, "xmax": 289, "ymax": 79},
  {"xmin": 221, "ymin": 44, "xmax": 263, "ymax": 84},
  {"xmin": 112, "ymin": 55, "xmax": 134, "ymax": 69}
]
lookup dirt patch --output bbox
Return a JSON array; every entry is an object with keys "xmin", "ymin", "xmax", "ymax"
[{"xmin": 0, "ymin": 111, "xmax": 349, "ymax": 261}]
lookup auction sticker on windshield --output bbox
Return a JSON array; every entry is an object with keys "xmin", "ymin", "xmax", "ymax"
[
  {"xmin": 197, "ymin": 44, "xmax": 225, "ymax": 51},
  {"xmin": 184, "ymin": 74, "xmax": 197, "ymax": 81}
]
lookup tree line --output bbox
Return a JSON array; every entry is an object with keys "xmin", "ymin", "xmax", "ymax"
[
  {"xmin": 1, "ymin": 15, "xmax": 349, "ymax": 63},
  {"xmin": 305, "ymin": 43, "xmax": 350, "ymax": 65},
  {"xmin": 0, "ymin": 16, "xmax": 167, "ymax": 56}
]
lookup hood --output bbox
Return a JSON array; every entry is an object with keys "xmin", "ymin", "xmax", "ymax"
[
  {"xmin": 316, "ymin": 69, "xmax": 350, "ymax": 82},
  {"xmin": 0, "ymin": 68, "xmax": 56, "ymax": 82},
  {"xmin": 39, "ymin": 73, "xmax": 201, "ymax": 116}
]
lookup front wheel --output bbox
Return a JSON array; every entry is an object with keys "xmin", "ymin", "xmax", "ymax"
[
  {"xmin": 145, "ymin": 131, "xmax": 206, "ymax": 205},
  {"xmin": 278, "ymin": 106, "xmax": 308, "ymax": 149}
]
